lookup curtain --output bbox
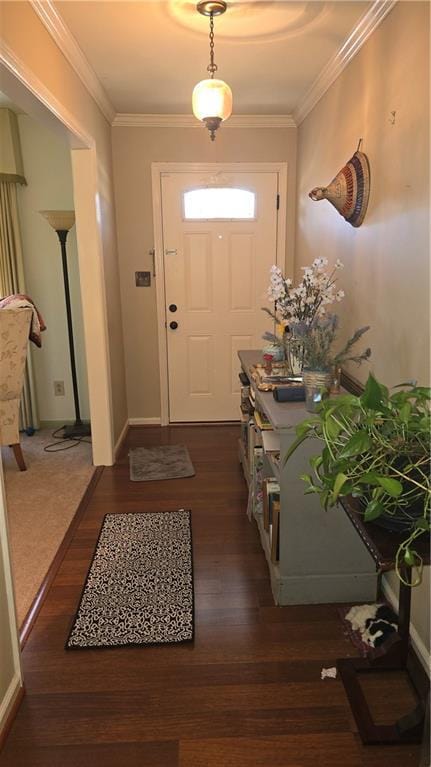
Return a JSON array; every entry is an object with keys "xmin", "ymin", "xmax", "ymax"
[{"xmin": 0, "ymin": 180, "xmax": 39, "ymax": 432}]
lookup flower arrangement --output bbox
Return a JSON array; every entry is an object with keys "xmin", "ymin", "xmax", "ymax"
[
  {"xmin": 265, "ymin": 257, "xmax": 344, "ymax": 328},
  {"xmin": 263, "ymin": 258, "xmax": 371, "ymax": 388}
]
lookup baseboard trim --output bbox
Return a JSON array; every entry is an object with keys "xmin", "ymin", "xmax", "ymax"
[
  {"xmin": 114, "ymin": 420, "xmax": 129, "ymax": 459},
  {"xmin": 170, "ymin": 421, "xmax": 240, "ymax": 426},
  {"xmin": 19, "ymin": 466, "xmax": 104, "ymax": 648},
  {"xmin": 127, "ymin": 419, "xmax": 240, "ymax": 427},
  {"xmin": 381, "ymin": 576, "xmax": 430, "ymax": 675},
  {"xmin": 38, "ymin": 420, "xmax": 90, "ymax": 430},
  {"xmin": 276, "ymin": 572, "xmax": 377, "ymax": 606},
  {"xmin": 36, "ymin": 418, "xmax": 75, "ymax": 431},
  {"xmin": 128, "ymin": 417, "xmax": 162, "ymax": 426},
  {"xmin": 0, "ymin": 675, "xmax": 24, "ymax": 750}
]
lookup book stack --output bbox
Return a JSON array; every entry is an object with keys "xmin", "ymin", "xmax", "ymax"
[
  {"xmin": 254, "ymin": 408, "xmax": 272, "ymax": 431},
  {"xmin": 263, "ymin": 479, "xmax": 281, "ymax": 563}
]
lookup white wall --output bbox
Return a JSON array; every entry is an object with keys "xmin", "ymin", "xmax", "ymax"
[
  {"xmin": 295, "ymin": 1, "xmax": 430, "ymax": 659},
  {"xmin": 17, "ymin": 114, "xmax": 90, "ymax": 423},
  {"xmin": 0, "ymin": 0, "xmax": 128, "ymax": 449},
  {"xmin": 112, "ymin": 126, "xmax": 297, "ymax": 419},
  {"xmin": 0, "ymin": 462, "xmax": 22, "ymax": 738}
]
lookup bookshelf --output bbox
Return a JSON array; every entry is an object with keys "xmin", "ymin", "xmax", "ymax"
[{"xmin": 238, "ymin": 350, "xmax": 378, "ymax": 605}]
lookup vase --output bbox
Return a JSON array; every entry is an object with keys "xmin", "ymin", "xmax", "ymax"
[
  {"xmin": 303, "ymin": 370, "xmax": 333, "ymax": 413},
  {"xmin": 284, "ymin": 336, "xmax": 304, "ymax": 377}
]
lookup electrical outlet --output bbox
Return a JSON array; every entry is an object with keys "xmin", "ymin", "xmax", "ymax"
[{"xmin": 54, "ymin": 380, "xmax": 65, "ymax": 396}]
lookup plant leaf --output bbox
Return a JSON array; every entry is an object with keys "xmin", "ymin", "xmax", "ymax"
[
  {"xmin": 327, "ymin": 394, "xmax": 359, "ymax": 408},
  {"xmin": 357, "ymin": 472, "xmax": 380, "ymax": 485},
  {"xmin": 332, "ymin": 472, "xmax": 349, "ymax": 502},
  {"xmin": 299, "ymin": 473, "xmax": 312, "ymax": 484},
  {"xmin": 404, "ymin": 548, "xmax": 418, "ymax": 566},
  {"xmin": 295, "ymin": 418, "xmax": 320, "ymax": 439},
  {"xmin": 399, "ymin": 403, "xmax": 411, "ymax": 423},
  {"xmin": 361, "ymin": 373, "xmax": 386, "ymax": 410},
  {"xmin": 393, "ymin": 381, "xmax": 417, "ymax": 389},
  {"xmin": 364, "ymin": 499, "xmax": 385, "ymax": 521},
  {"xmin": 338, "ymin": 430, "xmax": 371, "ymax": 458},
  {"xmin": 412, "ymin": 387, "xmax": 431, "ymax": 398},
  {"xmin": 325, "ymin": 414, "xmax": 342, "ymax": 441},
  {"xmin": 414, "ymin": 518, "xmax": 430, "ymax": 531},
  {"xmin": 310, "ymin": 455, "xmax": 323, "ymax": 471},
  {"xmin": 375, "ymin": 476, "xmax": 403, "ymax": 497},
  {"xmin": 283, "ymin": 432, "xmax": 308, "ymax": 465}
]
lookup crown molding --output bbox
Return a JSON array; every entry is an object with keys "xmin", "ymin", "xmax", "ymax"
[
  {"xmin": 293, "ymin": 0, "xmax": 397, "ymax": 126},
  {"xmin": 0, "ymin": 39, "xmax": 93, "ymax": 148},
  {"xmin": 29, "ymin": 0, "xmax": 115, "ymax": 124},
  {"xmin": 112, "ymin": 113, "xmax": 297, "ymax": 129}
]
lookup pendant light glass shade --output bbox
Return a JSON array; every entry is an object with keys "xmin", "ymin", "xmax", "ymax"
[{"xmin": 192, "ymin": 78, "xmax": 232, "ymax": 123}]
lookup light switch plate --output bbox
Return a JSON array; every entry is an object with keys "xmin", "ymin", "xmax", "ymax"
[{"xmin": 135, "ymin": 271, "xmax": 151, "ymax": 287}]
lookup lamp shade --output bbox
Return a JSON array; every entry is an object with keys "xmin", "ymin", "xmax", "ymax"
[
  {"xmin": 0, "ymin": 108, "xmax": 26, "ymax": 185},
  {"xmin": 192, "ymin": 78, "xmax": 232, "ymax": 122},
  {"xmin": 39, "ymin": 210, "xmax": 75, "ymax": 231}
]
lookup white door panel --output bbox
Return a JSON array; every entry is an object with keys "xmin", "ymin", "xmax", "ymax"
[{"xmin": 161, "ymin": 171, "xmax": 280, "ymax": 422}]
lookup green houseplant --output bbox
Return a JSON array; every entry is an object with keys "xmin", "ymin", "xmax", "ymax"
[{"xmin": 285, "ymin": 373, "xmax": 431, "ymax": 585}]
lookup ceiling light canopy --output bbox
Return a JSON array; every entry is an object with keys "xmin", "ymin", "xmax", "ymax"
[{"xmin": 192, "ymin": 0, "xmax": 232, "ymax": 141}]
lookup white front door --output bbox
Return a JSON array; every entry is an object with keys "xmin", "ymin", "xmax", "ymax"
[{"xmin": 160, "ymin": 168, "xmax": 283, "ymax": 422}]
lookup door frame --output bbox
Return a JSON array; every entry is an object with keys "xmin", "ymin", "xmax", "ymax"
[
  {"xmin": 151, "ymin": 162, "xmax": 288, "ymax": 426},
  {"xmin": 0, "ymin": 44, "xmax": 115, "ymax": 466}
]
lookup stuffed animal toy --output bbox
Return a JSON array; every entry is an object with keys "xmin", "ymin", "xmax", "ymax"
[{"xmin": 345, "ymin": 603, "xmax": 398, "ymax": 648}]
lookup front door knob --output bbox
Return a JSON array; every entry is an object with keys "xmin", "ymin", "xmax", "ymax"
[
  {"xmin": 169, "ymin": 304, "xmax": 177, "ymax": 312},
  {"xmin": 169, "ymin": 321, "xmax": 178, "ymax": 330}
]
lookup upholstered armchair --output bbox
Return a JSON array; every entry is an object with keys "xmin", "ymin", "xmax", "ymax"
[{"xmin": 0, "ymin": 308, "xmax": 32, "ymax": 470}]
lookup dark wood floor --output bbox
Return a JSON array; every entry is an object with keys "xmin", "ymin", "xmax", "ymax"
[{"xmin": 0, "ymin": 426, "xmax": 422, "ymax": 766}]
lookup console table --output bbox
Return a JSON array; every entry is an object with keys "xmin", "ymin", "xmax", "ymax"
[
  {"xmin": 337, "ymin": 498, "xmax": 430, "ymax": 744},
  {"xmin": 238, "ymin": 350, "xmax": 377, "ymax": 605}
]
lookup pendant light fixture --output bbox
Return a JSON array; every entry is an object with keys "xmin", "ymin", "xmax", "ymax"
[{"xmin": 192, "ymin": 0, "xmax": 232, "ymax": 141}]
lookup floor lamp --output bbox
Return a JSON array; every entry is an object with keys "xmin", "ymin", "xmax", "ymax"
[{"xmin": 40, "ymin": 210, "xmax": 91, "ymax": 439}]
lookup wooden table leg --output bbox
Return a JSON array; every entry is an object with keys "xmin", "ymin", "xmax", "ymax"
[
  {"xmin": 10, "ymin": 443, "xmax": 26, "ymax": 471},
  {"xmin": 337, "ymin": 566, "xmax": 429, "ymax": 745}
]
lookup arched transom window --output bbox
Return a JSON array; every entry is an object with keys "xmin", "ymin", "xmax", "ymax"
[{"xmin": 183, "ymin": 188, "xmax": 256, "ymax": 220}]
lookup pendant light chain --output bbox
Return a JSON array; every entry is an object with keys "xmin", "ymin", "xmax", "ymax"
[
  {"xmin": 193, "ymin": 0, "xmax": 232, "ymax": 141},
  {"xmin": 207, "ymin": 12, "xmax": 218, "ymax": 78}
]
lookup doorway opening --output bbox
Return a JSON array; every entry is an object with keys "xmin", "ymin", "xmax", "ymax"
[{"xmin": 0, "ymin": 54, "xmax": 114, "ymax": 651}]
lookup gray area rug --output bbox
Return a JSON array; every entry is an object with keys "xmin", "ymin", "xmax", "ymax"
[
  {"xmin": 66, "ymin": 510, "xmax": 194, "ymax": 649},
  {"xmin": 129, "ymin": 444, "xmax": 195, "ymax": 482}
]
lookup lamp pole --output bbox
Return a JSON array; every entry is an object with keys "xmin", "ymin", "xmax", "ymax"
[
  {"xmin": 40, "ymin": 210, "xmax": 90, "ymax": 439},
  {"xmin": 56, "ymin": 228, "xmax": 84, "ymax": 433}
]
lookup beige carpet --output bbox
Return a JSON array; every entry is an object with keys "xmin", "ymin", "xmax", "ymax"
[{"xmin": 2, "ymin": 430, "xmax": 95, "ymax": 626}]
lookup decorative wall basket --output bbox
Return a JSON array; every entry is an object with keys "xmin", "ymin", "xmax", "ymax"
[{"xmin": 309, "ymin": 140, "xmax": 370, "ymax": 228}]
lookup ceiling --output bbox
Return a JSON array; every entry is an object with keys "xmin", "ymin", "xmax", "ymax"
[{"xmin": 54, "ymin": 1, "xmax": 370, "ymax": 115}]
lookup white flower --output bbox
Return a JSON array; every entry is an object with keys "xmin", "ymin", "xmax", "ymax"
[
  {"xmin": 265, "ymin": 258, "xmax": 345, "ymax": 325},
  {"xmin": 301, "ymin": 267, "xmax": 313, "ymax": 278},
  {"xmin": 312, "ymin": 257, "xmax": 328, "ymax": 270}
]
